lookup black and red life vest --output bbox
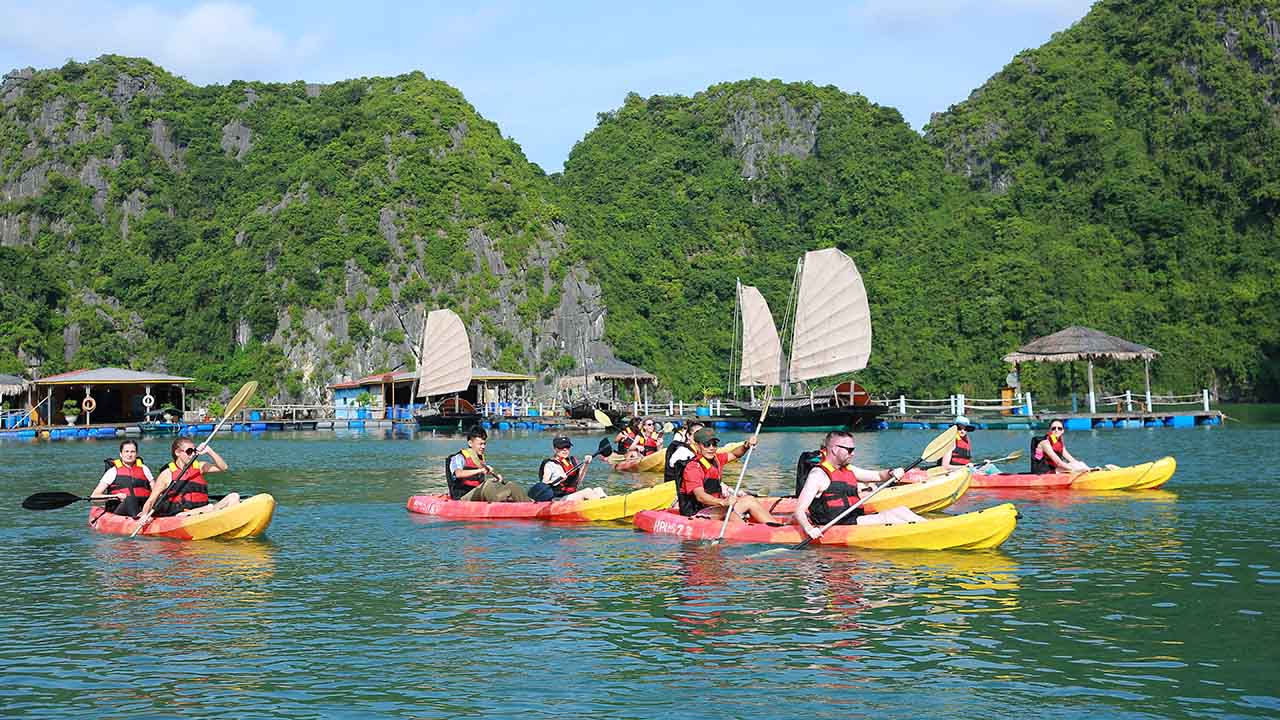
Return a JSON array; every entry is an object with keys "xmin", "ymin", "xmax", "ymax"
[
  {"xmin": 104, "ymin": 457, "xmax": 150, "ymax": 516},
  {"xmin": 537, "ymin": 455, "xmax": 581, "ymax": 497},
  {"xmin": 446, "ymin": 448, "xmax": 486, "ymax": 500},
  {"xmin": 808, "ymin": 461, "xmax": 865, "ymax": 526},
  {"xmin": 677, "ymin": 454, "xmax": 724, "ymax": 517},
  {"xmin": 950, "ymin": 435, "xmax": 972, "ymax": 465},
  {"xmin": 616, "ymin": 428, "xmax": 639, "ymax": 451},
  {"xmin": 1031, "ymin": 433, "xmax": 1065, "ymax": 474},
  {"xmin": 154, "ymin": 460, "xmax": 210, "ymax": 516}
]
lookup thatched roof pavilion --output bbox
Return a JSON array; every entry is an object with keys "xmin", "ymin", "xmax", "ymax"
[{"xmin": 1003, "ymin": 326, "xmax": 1161, "ymax": 412}]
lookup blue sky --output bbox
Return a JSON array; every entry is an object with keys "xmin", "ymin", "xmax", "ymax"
[{"xmin": 1, "ymin": 1, "xmax": 1095, "ymax": 172}]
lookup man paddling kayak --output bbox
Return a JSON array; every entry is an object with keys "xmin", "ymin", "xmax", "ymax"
[
  {"xmin": 939, "ymin": 415, "xmax": 978, "ymax": 472},
  {"xmin": 90, "ymin": 440, "xmax": 154, "ymax": 517},
  {"xmin": 447, "ymin": 426, "xmax": 530, "ymax": 502},
  {"xmin": 1031, "ymin": 420, "xmax": 1090, "ymax": 473},
  {"xmin": 136, "ymin": 438, "xmax": 238, "ymax": 527},
  {"xmin": 677, "ymin": 428, "xmax": 771, "ymax": 523},
  {"xmin": 793, "ymin": 431, "xmax": 925, "ymax": 539},
  {"xmin": 528, "ymin": 436, "xmax": 605, "ymax": 502}
]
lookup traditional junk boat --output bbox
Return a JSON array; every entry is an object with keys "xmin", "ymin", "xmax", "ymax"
[
  {"xmin": 413, "ymin": 309, "xmax": 484, "ymax": 430},
  {"xmin": 731, "ymin": 248, "xmax": 888, "ymax": 430}
]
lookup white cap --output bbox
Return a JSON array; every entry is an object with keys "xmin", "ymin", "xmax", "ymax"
[{"xmin": 954, "ymin": 415, "xmax": 977, "ymax": 430}]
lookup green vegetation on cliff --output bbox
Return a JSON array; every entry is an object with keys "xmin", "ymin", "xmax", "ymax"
[
  {"xmin": 2, "ymin": 0, "xmax": 1277, "ymax": 403},
  {"xmin": 558, "ymin": 0, "xmax": 1280, "ymax": 400}
]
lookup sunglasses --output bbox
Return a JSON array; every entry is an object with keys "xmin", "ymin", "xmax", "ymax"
[
  {"xmin": 704, "ymin": 438, "xmax": 721, "ymax": 447},
  {"xmin": 1050, "ymin": 427, "xmax": 1064, "ymax": 432},
  {"xmin": 834, "ymin": 444, "xmax": 855, "ymax": 453},
  {"xmin": 181, "ymin": 447, "xmax": 197, "ymax": 456}
]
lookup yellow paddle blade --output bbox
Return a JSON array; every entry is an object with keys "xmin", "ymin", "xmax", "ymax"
[
  {"xmin": 224, "ymin": 381, "xmax": 259, "ymax": 419},
  {"xmin": 661, "ymin": 422, "xmax": 674, "ymax": 433},
  {"xmin": 593, "ymin": 409, "xmax": 613, "ymax": 428},
  {"xmin": 920, "ymin": 425, "xmax": 959, "ymax": 463}
]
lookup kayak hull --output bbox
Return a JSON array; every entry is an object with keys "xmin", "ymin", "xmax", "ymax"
[
  {"xmin": 1071, "ymin": 456, "xmax": 1177, "ymax": 490},
  {"xmin": 633, "ymin": 503, "xmax": 1018, "ymax": 550},
  {"xmin": 975, "ymin": 456, "xmax": 1176, "ymax": 490},
  {"xmin": 406, "ymin": 482, "xmax": 675, "ymax": 522},
  {"xmin": 765, "ymin": 466, "xmax": 972, "ymax": 515},
  {"xmin": 88, "ymin": 494, "xmax": 276, "ymax": 540}
]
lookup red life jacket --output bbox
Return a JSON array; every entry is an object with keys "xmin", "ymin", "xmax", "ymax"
[
  {"xmin": 616, "ymin": 428, "xmax": 639, "ymax": 451},
  {"xmin": 446, "ymin": 448, "xmax": 487, "ymax": 499},
  {"xmin": 639, "ymin": 433, "xmax": 661, "ymax": 455},
  {"xmin": 809, "ymin": 461, "xmax": 865, "ymax": 526},
  {"xmin": 678, "ymin": 454, "xmax": 724, "ymax": 516},
  {"xmin": 1031, "ymin": 434, "xmax": 1066, "ymax": 474},
  {"xmin": 154, "ymin": 460, "xmax": 209, "ymax": 516},
  {"xmin": 106, "ymin": 458, "xmax": 151, "ymax": 499},
  {"xmin": 537, "ymin": 456, "xmax": 581, "ymax": 497},
  {"xmin": 950, "ymin": 435, "xmax": 972, "ymax": 465}
]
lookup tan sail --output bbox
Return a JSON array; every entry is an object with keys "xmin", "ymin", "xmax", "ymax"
[
  {"xmin": 787, "ymin": 248, "xmax": 871, "ymax": 382},
  {"xmin": 738, "ymin": 283, "xmax": 782, "ymax": 387},
  {"xmin": 417, "ymin": 309, "xmax": 472, "ymax": 397}
]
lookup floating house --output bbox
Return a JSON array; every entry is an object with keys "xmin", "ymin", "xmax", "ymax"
[
  {"xmin": 31, "ymin": 368, "xmax": 194, "ymax": 425},
  {"xmin": 329, "ymin": 367, "xmax": 538, "ymax": 419}
]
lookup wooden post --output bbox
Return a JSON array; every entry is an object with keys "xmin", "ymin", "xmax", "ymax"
[
  {"xmin": 1202, "ymin": 389, "xmax": 1210, "ymax": 412},
  {"xmin": 1087, "ymin": 360, "xmax": 1097, "ymax": 414},
  {"xmin": 1144, "ymin": 359, "xmax": 1153, "ymax": 411},
  {"xmin": 957, "ymin": 393, "xmax": 965, "ymax": 417},
  {"xmin": 899, "ymin": 395, "xmax": 906, "ymax": 414},
  {"xmin": 1026, "ymin": 392, "xmax": 1034, "ymax": 416},
  {"xmin": 1125, "ymin": 390, "xmax": 1132, "ymax": 413}
]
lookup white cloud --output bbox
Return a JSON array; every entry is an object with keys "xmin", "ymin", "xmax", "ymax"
[{"xmin": 0, "ymin": 1, "xmax": 322, "ymax": 84}]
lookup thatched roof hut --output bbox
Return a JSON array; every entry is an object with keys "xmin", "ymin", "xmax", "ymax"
[
  {"xmin": 1003, "ymin": 326, "xmax": 1160, "ymax": 364},
  {"xmin": 1004, "ymin": 326, "xmax": 1161, "ymax": 413}
]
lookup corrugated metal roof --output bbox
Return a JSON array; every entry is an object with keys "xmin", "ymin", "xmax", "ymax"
[
  {"xmin": 0, "ymin": 374, "xmax": 25, "ymax": 395},
  {"xmin": 34, "ymin": 367, "xmax": 194, "ymax": 385},
  {"xmin": 329, "ymin": 366, "xmax": 535, "ymax": 389}
]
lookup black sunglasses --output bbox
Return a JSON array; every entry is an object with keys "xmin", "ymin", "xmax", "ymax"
[
  {"xmin": 705, "ymin": 438, "xmax": 721, "ymax": 447},
  {"xmin": 1050, "ymin": 426, "xmax": 1064, "ymax": 432},
  {"xmin": 834, "ymin": 444, "xmax": 855, "ymax": 452},
  {"xmin": 181, "ymin": 447, "xmax": 197, "ymax": 456}
]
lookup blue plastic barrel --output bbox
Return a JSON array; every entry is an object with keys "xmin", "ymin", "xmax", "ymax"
[
  {"xmin": 249, "ymin": 411, "xmax": 262, "ymax": 421},
  {"xmin": 1168, "ymin": 415, "xmax": 1195, "ymax": 427},
  {"xmin": 497, "ymin": 421, "xmax": 511, "ymax": 429},
  {"xmin": 1064, "ymin": 418, "xmax": 1091, "ymax": 431},
  {"xmin": 1093, "ymin": 420, "xmax": 1114, "ymax": 429},
  {"xmin": 695, "ymin": 407, "xmax": 711, "ymax": 417},
  {"xmin": 250, "ymin": 422, "xmax": 267, "ymax": 431}
]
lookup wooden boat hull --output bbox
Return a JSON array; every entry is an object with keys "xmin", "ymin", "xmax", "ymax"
[
  {"xmin": 415, "ymin": 413, "xmax": 484, "ymax": 430},
  {"xmin": 731, "ymin": 400, "xmax": 887, "ymax": 430},
  {"xmin": 406, "ymin": 482, "xmax": 675, "ymax": 522},
  {"xmin": 88, "ymin": 494, "xmax": 276, "ymax": 540},
  {"xmin": 633, "ymin": 503, "xmax": 1018, "ymax": 550}
]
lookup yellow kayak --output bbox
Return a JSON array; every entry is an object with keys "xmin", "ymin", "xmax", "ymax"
[
  {"xmin": 635, "ymin": 502, "xmax": 1018, "ymax": 550},
  {"xmin": 764, "ymin": 466, "xmax": 972, "ymax": 516},
  {"xmin": 1071, "ymin": 456, "xmax": 1177, "ymax": 490},
  {"xmin": 90, "ymin": 494, "xmax": 277, "ymax": 540}
]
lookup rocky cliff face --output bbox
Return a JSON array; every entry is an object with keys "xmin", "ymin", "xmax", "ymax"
[{"xmin": 0, "ymin": 57, "xmax": 619, "ymax": 401}]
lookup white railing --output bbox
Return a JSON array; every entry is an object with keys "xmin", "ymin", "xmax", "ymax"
[{"xmin": 878, "ymin": 388, "xmax": 1212, "ymax": 417}]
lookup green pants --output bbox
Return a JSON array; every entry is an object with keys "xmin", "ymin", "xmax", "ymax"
[{"xmin": 460, "ymin": 478, "xmax": 530, "ymax": 502}]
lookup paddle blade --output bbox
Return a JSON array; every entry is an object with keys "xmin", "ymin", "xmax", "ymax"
[
  {"xmin": 224, "ymin": 381, "xmax": 259, "ymax": 419},
  {"xmin": 22, "ymin": 492, "xmax": 85, "ymax": 511},
  {"xmin": 661, "ymin": 422, "xmax": 674, "ymax": 434},
  {"xmin": 920, "ymin": 426, "xmax": 959, "ymax": 464},
  {"xmin": 593, "ymin": 409, "xmax": 613, "ymax": 427}
]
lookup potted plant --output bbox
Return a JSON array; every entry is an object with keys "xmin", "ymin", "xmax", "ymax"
[
  {"xmin": 61, "ymin": 398, "xmax": 81, "ymax": 426},
  {"xmin": 355, "ymin": 391, "xmax": 375, "ymax": 420}
]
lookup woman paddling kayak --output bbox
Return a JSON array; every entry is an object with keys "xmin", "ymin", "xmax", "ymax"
[{"xmin": 135, "ymin": 438, "xmax": 238, "ymax": 531}]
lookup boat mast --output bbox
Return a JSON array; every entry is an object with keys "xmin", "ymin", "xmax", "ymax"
[
  {"xmin": 778, "ymin": 255, "xmax": 803, "ymax": 399},
  {"xmin": 729, "ymin": 279, "xmax": 741, "ymax": 401}
]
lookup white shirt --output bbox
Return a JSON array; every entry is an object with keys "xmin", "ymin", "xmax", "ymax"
[{"xmin": 667, "ymin": 446, "xmax": 695, "ymax": 468}]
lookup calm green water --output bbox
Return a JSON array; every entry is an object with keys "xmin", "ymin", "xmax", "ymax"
[{"xmin": 1, "ymin": 425, "xmax": 1277, "ymax": 719}]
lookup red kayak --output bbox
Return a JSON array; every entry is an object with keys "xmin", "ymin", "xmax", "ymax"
[{"xmin": 969, "ymin": 472, "xmax": 1074, "ymax": 489}]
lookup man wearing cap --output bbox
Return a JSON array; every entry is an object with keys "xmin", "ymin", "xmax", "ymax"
[
  {"xmin": 678, "ymin": 427, "xmax": 772, "ymax": 523},
  {"xmin": 530, "ymin": 436, "xmax": 606, "ymax": 502},
  {"xmin": 939, "ymin": 415, "xmax": 978, "ymax": 471}
]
